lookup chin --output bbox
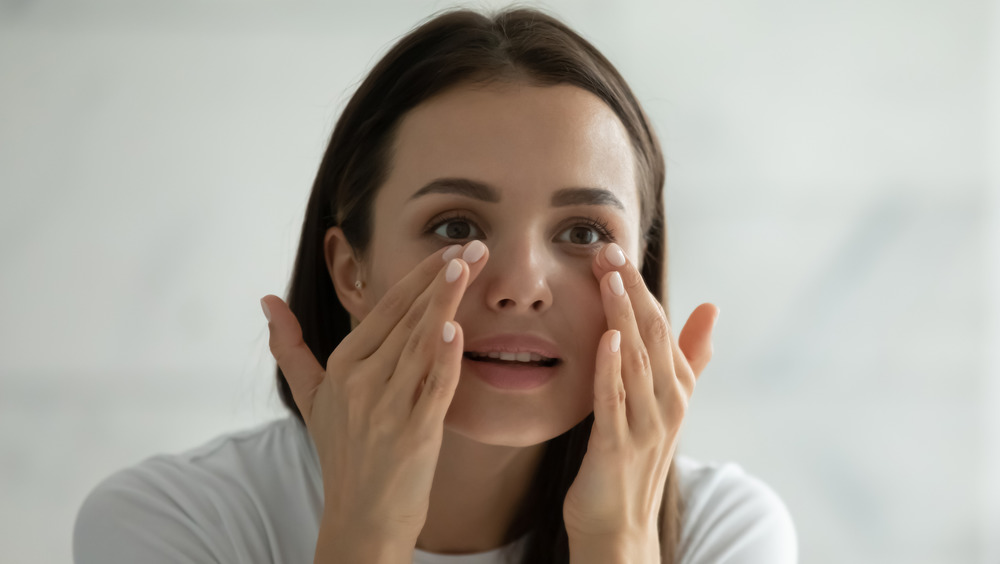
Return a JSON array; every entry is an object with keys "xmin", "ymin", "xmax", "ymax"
[{"xmin": 443, "ymin": 395, "xmax": 591, "ymax": 448}]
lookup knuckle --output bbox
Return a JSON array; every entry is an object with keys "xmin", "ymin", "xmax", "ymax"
[
  {"xmin": 366, "ymin": 411, "xmax": 391, "ymax": 438},
  {"xmin": 653, "ymin": 417, "xmax": 668, "ymax": 439},
  {"xmin": 407, "ymin": 426, "xmax": 442, "ymax": 454},
  {"xmin": 401, "ymin": 302, "xmax": 424, "ymax": 334},
  {"xmin": 379, "ymin": 284, "xmax": 408, "ymax": 317},
  {"xmin": 596, "ymin": 382, "xmax": 627, "ymax": 409},
  {"xmin": 637, "ymin": 420, "xmax": 666, "ymax": 449},
  {"xmin": 622, "ymin": 266, "xmax": 646, "ymax": 290},
  {"xmin": 653, "ymin": 299, "xmax": 668, "ymax": 317},
  {"xmin": 421, "ymin": 372, "xmax": 452, "ymax": 400},
  {"xmin": 644, "ymin": 314, "xmax": 671, "ymax": 345},
  {"xmin": 369, "ymin": 404, "xmax": 401, "ymax": 438},
  {"xmin": 370, "ymin": 394, "xmax": 395, "ymax": 424},
  {"xmin": 404, "ymin": 322, "xmax": 432, "ymax": 359},
  {"xmin": 627, "ymin": 346, "xmax": 652, "ymax": 376},
  {"xmin": 666, "ymin": 384, "xmax": 689, "ymax": 414},
  {"xmin": 614, "ymin": 304, "xmax": 634, "ymax": 325},
  {"xmin": 327, "ymin": 343, "xmax": 347, "ymax": 368},
  {"xmin": 341, "ymin": 371, "xmax": 367, "ymax": 395}
]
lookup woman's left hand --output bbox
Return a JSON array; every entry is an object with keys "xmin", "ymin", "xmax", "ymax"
[{"xmin": 562, "ymin": 242, "xmax": 719, "ymax": 545}]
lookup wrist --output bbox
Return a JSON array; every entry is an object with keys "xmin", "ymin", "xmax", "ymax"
[
  {"xmin": 567, "ymin": 528, "xmax": 660, "ymax": 564},
  {"xmin": 315, "ymin": 513, "xmax": 416, "ymax": 564}
]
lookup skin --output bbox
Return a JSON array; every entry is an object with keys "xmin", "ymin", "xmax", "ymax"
[{"xmin": 323, "ymin": 81, "xmax": 716, "ymax": 554}]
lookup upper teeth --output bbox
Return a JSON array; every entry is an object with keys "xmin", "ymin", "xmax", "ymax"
[{"xmin": 469, "ymin": 351, "xmax": 553, "ymax": 363}]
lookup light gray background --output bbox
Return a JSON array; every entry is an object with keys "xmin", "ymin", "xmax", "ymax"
[{"xmin": 1, "ymin": 0, "xmax": 997, "ymax": 562}]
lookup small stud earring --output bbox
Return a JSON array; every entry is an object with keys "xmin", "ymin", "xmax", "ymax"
[{"xmin": 355, "ymin": 280, "xmax": 364, "ymax": 289}]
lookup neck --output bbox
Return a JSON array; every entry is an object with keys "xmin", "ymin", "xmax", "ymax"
[{"xmin": 416, "ymin": 428, "xmax": 546, "ymax": 554}]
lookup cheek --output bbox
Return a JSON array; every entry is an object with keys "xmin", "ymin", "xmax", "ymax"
[
  {"xmin": 566, "ymin": 281, "xmax": 609, "ymax": 357},
  {"xmin": 366, "ymin": 264, "xmax": 415, "ymax": 313}
]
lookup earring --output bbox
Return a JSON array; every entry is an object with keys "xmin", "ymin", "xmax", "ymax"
[{"xmin": 355, "ymin": 280, "xmax": 365, "ymax": 289}]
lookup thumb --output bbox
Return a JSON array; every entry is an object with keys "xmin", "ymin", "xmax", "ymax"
[
  {"xmin": 261, "ymin": 295, "xmax": 325, "ymax": 421},
  {"xmin": 678, "ymin": 303, "xmax": 719, "ymax": 380}
]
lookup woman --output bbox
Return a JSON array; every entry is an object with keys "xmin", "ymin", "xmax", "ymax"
[{"xmin": 74, "ymin": 6, "xmax": 797, "ymax": 563}]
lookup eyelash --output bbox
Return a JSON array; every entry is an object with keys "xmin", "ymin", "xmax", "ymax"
[{"xmin": 425, "ymin": 211, "xmax": 617, "ymax": 246}]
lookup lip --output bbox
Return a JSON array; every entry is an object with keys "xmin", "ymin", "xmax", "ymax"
[
  {"xmin": 462, "ymin": 334, "xmax": 562, "ymax": 359},
  {"xmin": 462, "ymin": 356, "xmax": 559, "ymax": 390}
]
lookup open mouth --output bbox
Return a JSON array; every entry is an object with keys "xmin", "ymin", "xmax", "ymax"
[{"xmin": 462, "ymin": 351, "xmax": 562, "ymax": 368}]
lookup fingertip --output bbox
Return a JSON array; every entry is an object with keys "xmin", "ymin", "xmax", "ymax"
[
  {"xmin": 442, "ymin": 320, "xmax": 457, "ymax": 343},
  {"xmin": 442, "ymin": 319, "xmax": 464, "ymax": 346},
  {"xmin": 440, "ymin": 321, "xmax": 464, "ymax": 383},
  {"xmin": 605, "ymin": 243, "xmax": 627, "ymax": 268},
  {"xmin": 445, "ymin": 258, "xmax": 465, "ymax": 283},
  {"xmin": 608, "ymin": 329, "xmax": 621, "ymax": 354},
  {"xmin": 461, "ymin": 240, "xmax": 487, "ymax": 264},
  {"xmin": 260, "ymin": 297, "xmax": 272, "ymax": 323},
  {"xmin": 442, "ymin": 244, "xmax": 463, "ymax": 262}
]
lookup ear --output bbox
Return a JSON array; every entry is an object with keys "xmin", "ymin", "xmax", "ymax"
[{"xmin": 324, "ymin": 226, "xmax": 369, "ymax": 323}]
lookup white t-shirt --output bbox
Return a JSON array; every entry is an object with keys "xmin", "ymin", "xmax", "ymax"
[{"xmin": 73, "ymin": 416, "xmax": 797, "ymax": 563}]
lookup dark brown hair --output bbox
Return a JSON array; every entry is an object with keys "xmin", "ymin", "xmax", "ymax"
[{"xmin": 275, "ymin": 6, "xmax": 681, "ymax": 563}]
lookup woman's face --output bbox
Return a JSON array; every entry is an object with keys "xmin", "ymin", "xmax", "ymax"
[{"xmin": 361, "ymin": 82, "xmax": 643, "ymax": 447}]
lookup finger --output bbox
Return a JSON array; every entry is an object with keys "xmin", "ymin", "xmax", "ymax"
[
  {"xmin": 600, "ymin": 269, "xmax": 659, "ymax": 433},
  {"xmin": 678, "ymin": 303, "xmax": 719, "ymax": 381},
  {"xmin": 384, "ymin": 257, "xmax": 470, "ymax": 418},
  {"xmin": 261, "ymin": 294, "xmax": 324, "ymax": 422},
  {"xmin": 593, "ymin": 243, "xmax": 673, "ymax": 402},
  {"xmin": 592, "ymin": 329, "xmax": 628, "ymax": 445},
  {"xmin": 369, "ymin": 240, "xmax": 488, "ymax": 378},
  {"xmin": 411, "ymin": 319, "xmax": 464, "ymax": 435},
  {"xmin": 336, "ymin": 242, "xmax": 465, "ymax": 361}
]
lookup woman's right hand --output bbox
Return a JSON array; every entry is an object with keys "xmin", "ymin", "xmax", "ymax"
[{"xmin": 260, "ymin": 240, "xmax": 489, "ymax": 547}]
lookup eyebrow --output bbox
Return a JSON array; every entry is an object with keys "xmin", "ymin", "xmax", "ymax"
[{"xmin": 408, "ymin": 177, "xmax": 625, "ymax": 212}]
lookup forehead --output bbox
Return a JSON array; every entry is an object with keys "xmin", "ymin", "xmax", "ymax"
[{"xmin": 379, "ymin": 82, "xmax": 640, "ymax": 219}]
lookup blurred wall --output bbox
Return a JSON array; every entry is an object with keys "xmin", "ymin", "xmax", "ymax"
[{"xmin": 0, "ymin": 1, "xmax": 995, "ymax": 562}]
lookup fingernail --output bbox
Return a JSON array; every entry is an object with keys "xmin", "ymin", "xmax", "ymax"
[
  {"xmin": 442, "ymin": 321, "xmax": 456, "ymax": 343},
  {"xmin": 462, "ymin": 240, "xmax": 486, "ymax": 263},
  {"xmin": 605, "ymin": 243, "xmax": 626, "ymax": 267},
  {"xmin": 260, "ymin": 298, "xmax": 271, "ymax": 323},
  {"xmin": 610, "ymin": 271, "xmax": 625, "ymax": 296},
  {"xmin": 446, "ymin": 258, "xmax": 463, "ymax": 282},
  {"xmin": 443, "ymin": 244, "xmax": 463, "ymax": 262},
  {"xmin": 609, "ymin": 330, "xmax": 621, "ymax": 353}
]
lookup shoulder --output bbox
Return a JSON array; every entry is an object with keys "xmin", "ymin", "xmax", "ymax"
[
  {"xmin": 672, "ymin": 454, "xmax": 798, "ymax": 564},
  {"xmin": 73, "ymin": 416, "xmax": 321, "ymax": 564}
]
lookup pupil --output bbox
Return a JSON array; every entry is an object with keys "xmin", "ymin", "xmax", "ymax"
[
  {"xmin": 570, "ymin": 227, "xmax": 594, "ymax": 245},
  {"xmin": 446, "ymin": 221, "xmax": 470, "ymax": 239}
]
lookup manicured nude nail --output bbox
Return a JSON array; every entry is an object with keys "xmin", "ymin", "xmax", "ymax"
[
  {"xmin": 462, "ymin": 240, "xmax": 486, "ymax": 263},
  {"xmin": 443, "ymin": 245, "xmax": 463, "ymax": 262},
  {"xmin": 609, "ymin": 330, "xmax": 621, "ymax": 353},
  {"xmin": 442, "ymin": 321, "xmax": 456, "ymax": 343},
  {"xmin": 610, "ymin": 271, "xmax": 625, "ymax": 296},
  {"xmin": 445, "ymin": 259, "xmax": 463, "ymax": 282},
  {"xmin": 606, "ymin": 243, "xmax": 626, "ymax": 267},
  {"xmin": 260, "ymin": 298, "xmax": 271, "ymax": 322}
]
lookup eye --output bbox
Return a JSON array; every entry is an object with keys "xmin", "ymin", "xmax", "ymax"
[
  {"xmin": 428, "ymin": 212, "xmax": 483, "ymax": 241},
  {"xmin": 560, "ymin": 226, "xmax": 600, "ymax": 245},
  {"xmin": 556, "ymin": 215, "xmax": 616, "ymax": 246},
  {"xmin": 425, "ymin": 212, "xmax": 617, "ymax": 246}
]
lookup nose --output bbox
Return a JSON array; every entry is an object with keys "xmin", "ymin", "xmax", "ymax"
[{"xmin": 478, "ymin": 237, "xmax": 553, "ymax": 314}]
